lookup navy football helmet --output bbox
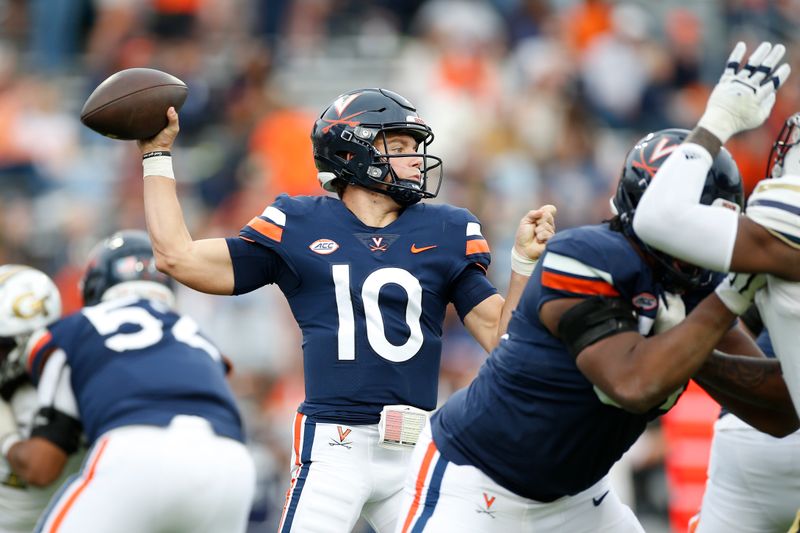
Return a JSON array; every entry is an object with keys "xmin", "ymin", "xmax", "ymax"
[
  {"xmin": 311, "ymin": 88, "xmax": 443, "ymax": 206},
  {"xmin": 81, "ymin": 230, "xmax": 174, "ymax": 306},
  {"xmin": 612, "ymin": 128, "xmax": 744, "ymax": 291}
]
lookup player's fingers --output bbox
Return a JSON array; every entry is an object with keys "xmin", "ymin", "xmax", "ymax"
[
  {"xmin": 761, "ymin": 63, "xmax": 792, "ymax": 93},
  {"xmin": 757, "ymin": 63, "xmax": 791, "ymax": 100},
  {"xmin": 723, "ymin": 41, "xmax": 747, "ymax": 79},
  {"xmin": 167, "ymin": 107, "xmax": 180, "ymax": 132},
  {"xmin": 751, "ymin": 43, "xmax": 785, "ymax": 84},
  {"xmin": 738, "ymin": 41, "xmax": 771, "ymax": 81}
]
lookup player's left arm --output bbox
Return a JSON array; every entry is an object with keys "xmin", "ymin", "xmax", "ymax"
[
  {"xmin": 633, "ymin": 42, "xmax": 800, "ymax": 279},
  {"xmin": 463, "ymin": 206, "xmax": 556, "ymax": 351},
  {"xmin": 5, "ymin": 341, "xmax": 82, "ymax": 487},
  {"xmin": 694, "ymin": 346, "xmax": 798, "ymax": 437}
]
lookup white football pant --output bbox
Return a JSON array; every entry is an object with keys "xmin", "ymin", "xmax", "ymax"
[
  {"xmin": 395, "ymin": 423, "xmax": 644, "ymax": 533},
  {"xmin": 695, "ymin": 415, "xmax": 800, "ymax": 533},
  {"xmin": 278, "ymin": 412, "xmax": 414, "ymax": 533},
  {"xmin": 35, "ymin": 415, "xmax": 255, "ymax": 533}
]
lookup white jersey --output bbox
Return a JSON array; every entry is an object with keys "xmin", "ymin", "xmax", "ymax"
[
  {"xmin": 755, "ymin": 279, "xmax": 800, "ymax": 417},
  {"xmin": 747, "ymin": 173, "xmax": 800, "ymax": 417},
  {"xmin": 0, "ymin": 384, "xmax": 83, "ymax": 533}
]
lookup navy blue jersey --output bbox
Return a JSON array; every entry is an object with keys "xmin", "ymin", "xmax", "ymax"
[
  {"xmin": 432, "ymin": 224, "xmax": 721, "ymax": 502},
  {"xmin": 232, "ymin": 194, "xmax": 496, "ymax": 424},
  {"xmin": 26, "ymin": 298, "xmax": 243, "ymax": 444}
]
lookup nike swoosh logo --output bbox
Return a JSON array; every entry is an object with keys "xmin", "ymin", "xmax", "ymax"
[
  {"xmin": 592, "ymin": 490, "xmax": 610, "ymax": 507},
  {"xmin": 411, "ymin": 244, "xmax": 438, "ymax": 254}
]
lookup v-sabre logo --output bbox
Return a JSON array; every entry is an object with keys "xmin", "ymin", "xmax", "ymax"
[
  {"xmin": 475, "ymin": 492, "xmax": 497, "ymax": 518},
  {"xmin": 329, "ymin": 425, "xmax": 353, "ymax": 449},
  {"xmin": 309, "ymin": 239, "xmax": 340, "ymax": 255}
]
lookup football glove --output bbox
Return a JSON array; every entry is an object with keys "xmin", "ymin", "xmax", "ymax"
[
  {"xmin": 715, "ymin": 272, "xmax": 767, "ymax": 315},
  {"xmin": 698, "ymin": 41, "xmax": 791, "ymax": 143}
]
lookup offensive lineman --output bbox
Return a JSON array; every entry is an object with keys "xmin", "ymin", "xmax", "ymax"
[
  {"xmin": 0, "ymin": 266, "xmax": 83, "ymax": 532},
  {"xmin": 136, "ymin": 88, "xmax": 555, "ymax": 532},
  {"xmin": 1, "ymin": 231, "xmax": 255, "ymax": 533},
  {"xmin": 395, "ymin": 128, "xmax": 797, "ymax": 533}
]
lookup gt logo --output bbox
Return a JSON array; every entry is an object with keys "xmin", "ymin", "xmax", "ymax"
[
  {"xmin": 309, "ymin": 239, "xmax": 340, "ymax": 255},
  {"xmin": 13, "ymin": 292, "xmax": 51, "ymax": 319}
]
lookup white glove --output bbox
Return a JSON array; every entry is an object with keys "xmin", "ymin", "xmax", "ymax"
[
  {"xmin": 715, "ymin": 272, "xmax": 767, "ymax": 315},
  {"xmin": 0, "ymin": 399, "xmax": 20, "ymax": 458},
  {"xmin": 698, "ymin": 41, "xmax": 791, "ymax": 143},
  {"xmin": 653, "ymin": 292, "xmax": 686, "ymax": 334}
]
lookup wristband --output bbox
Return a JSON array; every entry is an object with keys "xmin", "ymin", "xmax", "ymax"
[
  {"xmin": 1, "ymin": 432, "xmax": 20, "ymax": 458},
  {"xmin": 511, "ymin": 247, "xmax": 537, "ymax": 276},
  {"xmin": 142, "ymin": 151, "xmax": 175, "ymax": 180}
]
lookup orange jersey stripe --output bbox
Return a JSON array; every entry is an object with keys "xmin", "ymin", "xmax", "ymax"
[
  {"xmin": 26, "ymin": 330, "xmax": 52, "ymax": 374},
  {"xmin": 292, "ymin": 412, "xmax": 303, "ymax": 467},
  {"xmin": 247, "ymin": 217, "xmax": 283, "ymax": 243},
  {"xmin": 466, "ymin": 238, "xmax": 490, "ymax": 255},
  {"xmin": 401, "ymin": 440, "xmax": 438, "ymax": 533},
  {"xmin": 541, "ymin": 271, "xmax": 619, "ymax": 297},
  {"xmin": 48, "ymin": 437, "xmax": 110, "ymax": 533}
]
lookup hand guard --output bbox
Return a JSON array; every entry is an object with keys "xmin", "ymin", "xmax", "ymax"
[
  {"xmin": 715, "ymin": 272, "xmax": 767, "ymax": 315},
  {"xmin": 698, "ymin": 41, "xmax": 791, "ymax": 143}
]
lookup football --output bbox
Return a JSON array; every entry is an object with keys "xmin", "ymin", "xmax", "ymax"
[{"xmin": 80, "ymin": 68, "xmax": 188, "ymax": 140}]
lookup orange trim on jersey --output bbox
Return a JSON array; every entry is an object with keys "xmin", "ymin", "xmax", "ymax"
[
  {"xmin": 541, "ymin": 271, "xmax": 619, "ymax": 297},
  {"xmin": 473, "ymin": 262, "xmax": 488, "ymax": 274},
  {"xmin": 401, "ymin": 440, "xmax": 438, "ymax": 533},
  {"xmin": 278, "ymin": 413, "xmax": 305, "ymax": 531},
  {"xmin": 247, "ymin": 217, "xmax": 283, "ymax": 243},
  {"xmin": 26, "ymin": 330, "xmax": 52, "ymax": 374},
  {"xmin": 48, "ymin": 437, "xmax": 110, "ymax": 533},
  {"xmin": 466, "ymin": 238, "xmax": 490, "ymax": 255},
  {"xmin": 239, "ymin": 236, "xmax": 255, "ymax": 243}
]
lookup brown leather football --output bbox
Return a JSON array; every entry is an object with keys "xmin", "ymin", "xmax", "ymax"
[{"xmin": 80, "ymin": 68, "xmax": 188, "ymax": 140}]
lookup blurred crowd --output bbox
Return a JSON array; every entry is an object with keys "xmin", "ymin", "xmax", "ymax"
[{"xmin": 1, "ymin": 0, "xmax": 799, "ymax": 531}]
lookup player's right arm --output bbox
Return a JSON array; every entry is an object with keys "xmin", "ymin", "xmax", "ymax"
[
  {"xmin": 139, "ymin": 107, "xmax": 235, "ymax": 295},
  {"xmin": 539, "ymin": 293, "xmax": 738, "ymax": 414}
]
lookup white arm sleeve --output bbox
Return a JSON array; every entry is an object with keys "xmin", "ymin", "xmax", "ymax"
[
  {"xmin": 36, "ymin": 349, "xmax": 79, "ymax": 419},
  {"xmin": 633, "ymin": 143, "xmax": 740, "ymax": 272}
]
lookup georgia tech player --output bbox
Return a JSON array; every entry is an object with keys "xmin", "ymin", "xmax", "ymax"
[
  {"xmin": 2, "ymin": 231, "xmax": 255, "ymax": 533},
  {"xmin": 632, "ymin": 42, "xmax": 800, "ymax": 416},
  {"xmin": 137, "ymin": 88, "xmax": 555, "ymax": 532},
  {"xmin": 395, "ymin": 129, "xmax": 797, "ymax": 533},
  {"xmin": 0, "ymin": 266, "xmax": 83, "ymax": 532}
]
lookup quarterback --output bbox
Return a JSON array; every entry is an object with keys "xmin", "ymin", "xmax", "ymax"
[{"xmin": 138, "ymin": 88, "xmax": 555, "ymax": 532}]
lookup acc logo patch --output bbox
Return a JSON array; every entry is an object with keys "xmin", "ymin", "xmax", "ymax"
[
  {"xmin": 309, "ymin": 239, "xmax": 339, "ymax": 255},
  {"xmin": 632, "ymin": 293, "xmax": 658, "ymax": 311}
]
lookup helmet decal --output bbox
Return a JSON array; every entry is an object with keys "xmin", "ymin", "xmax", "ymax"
[{"xmin": 333, "ymin": 93, "xmax": 362, "ymax": 116}]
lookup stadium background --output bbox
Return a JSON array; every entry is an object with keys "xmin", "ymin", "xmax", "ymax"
[{"xmin": 0, "ymin": 0, "xmax": 797, "ymax": 531}]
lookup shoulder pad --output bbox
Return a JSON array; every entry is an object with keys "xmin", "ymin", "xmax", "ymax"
[
  {"xmin": 541, "ymin": 227, "xmax": 639, "ymax": 298},
  {"xmin": 241, "ymin": 194, "xmax": 322, "ymax": 245},
  {"xmin": 747, "ymin": 177, "xmax": 800, "ymax": 248}
]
